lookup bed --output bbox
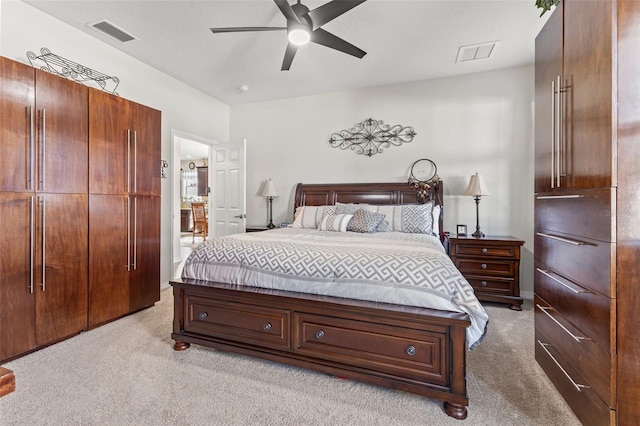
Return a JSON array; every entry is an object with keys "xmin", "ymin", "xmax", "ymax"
[{"xmin": 171, "ymin": 182, "xmax": 488, "ymax": 420}]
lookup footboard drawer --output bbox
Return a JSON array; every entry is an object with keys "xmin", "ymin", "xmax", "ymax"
[
  {"xmin": 294, "ymin": 312, "xmax": 449, "ymax": 386},
  {"xmin": 184, "ymin": 295, "xmax": 291, "ymax": 350}
]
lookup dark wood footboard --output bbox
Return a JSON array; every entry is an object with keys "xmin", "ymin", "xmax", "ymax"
[{"xmin": 171, "ymin": 278, "xmax": 471, "ymax": 420}]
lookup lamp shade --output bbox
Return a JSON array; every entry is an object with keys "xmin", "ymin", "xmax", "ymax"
[
  {"xmin": 261, "ymin": 179, "xmax": 278, "ymax": 198},
  {"xmin": 464, "ymin": 173, "xmax": 491, "ymax": 197}
]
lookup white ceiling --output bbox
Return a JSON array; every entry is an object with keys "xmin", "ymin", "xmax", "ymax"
[{"xmin": 22, "ymin": 0, "xmax": 550, "ymax": 105}]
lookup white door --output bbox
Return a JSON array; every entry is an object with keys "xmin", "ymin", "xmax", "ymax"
[{"xmin": 211, "ymin": 140, "xmax": 246, "ymax": 237}]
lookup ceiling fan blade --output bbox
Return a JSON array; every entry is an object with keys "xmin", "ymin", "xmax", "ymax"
[
  {"xmin": 210, "ymin": 27, "xmax": 286, "ymax": 33},
  {"xmin": 307, "ymin": 0, "xmax": 367, "ymax": 30},
  {"xmin": 311, "ymin": 28, "xmax": 366, "ymax": 59},
  {"xmin": 281, "ymin": 43, "xmax": 298, "ymax": 71},
  {"xmin": 274, "ymin": 0, "xmax": 300, "ymax": 23}
]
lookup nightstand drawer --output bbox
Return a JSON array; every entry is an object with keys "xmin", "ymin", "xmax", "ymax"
[
  {"xmin": 466, "ymin": 277, "xmax": 513, "ymax": 295},
  {"xmin": 453, "ymin": 244, "xmax": 519, "ymax": 259},
  {"xmin": 454, "ymin": 259, "xmax": 516, "ymax": 278}
]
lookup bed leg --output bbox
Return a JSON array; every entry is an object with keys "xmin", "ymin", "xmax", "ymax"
[
  {"xmin": 173, "ymin": 340, "xmax": 190, "ymax": 351},
  {"xmin": 444, "ymin": 402, "xmax": 468, "ymax": 420}
]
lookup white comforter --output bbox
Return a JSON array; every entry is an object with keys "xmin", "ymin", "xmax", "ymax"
[{"xmin": 182, "ymin": 228, "xmax": 488, "ymax": 348}]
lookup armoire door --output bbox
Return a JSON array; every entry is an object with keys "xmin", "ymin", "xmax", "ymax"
[
  {"xmin": 0, "ymin": 193, "xmax": 36, "ymax": 361},
  {"xmin": 88, "ymin": 194, "xmax": 130, "ymax": 327},
  {"xmin": 129, "ymin": 195, "xmax": 160, "ymax": 312},
  {"xmin": 562, "ymin": 0, "xmax": 613, "ymax": 190},
  {"xmin": 34, "ymin": 69, "xmax": 88, "ymax": 194},
  {"xmin": 534, "ymin": 1, "xmax": 563, "ymax": 194},
  {"xmin": 0, "ymin": 57, "xmax": 35, "ymax": 192},
  {"xmin": 130, "ymin": 102, "xmax": 161, "ymax": 196},
  {"xmin": 88, "ymin": 89, "xmax": 131, "ymax": 195},
  {"xmin": 34, "ymin": 194, "xmax": 88, "ymax": 344}
]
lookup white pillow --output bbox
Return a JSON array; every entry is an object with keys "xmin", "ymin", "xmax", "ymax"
[
  {"xmin": 292, "ymin": 205, "xmax": 336, "ymax": 229},
  {"xmin": 318, "ymin": 213, "xmax": 354, "ymax": 232},
  {"xmin": 432, "ymin": 204, "xmax": 441, "ymax": 236}
]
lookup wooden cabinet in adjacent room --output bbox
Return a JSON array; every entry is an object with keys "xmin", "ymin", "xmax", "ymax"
[
  {"xmin": 534, "ymin": 1, "xmax": 640, "ymax": 424},
  {"xmin": 0, "ymin": 55, "xmax": 89, "ymax": 362}
]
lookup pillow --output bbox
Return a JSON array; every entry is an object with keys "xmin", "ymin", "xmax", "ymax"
[
  {"xmin": 347, "ymin": 209, "xmax": 386, "ymax": 233},
  {"xmin": 361, "ymin": 202, "xmax": 435, "ymax": 234},
  {"xmin": 292, "ymin": 205, "xmax": 336, "ymax": 229},
  {"xmin": 318, "ymin": 213, "xmax": 354, "ymax": 232},
  {"xmin": 432, "ymin": 204, "xmax": 441, "ymax": 236},
  {"xmin": 334, "ymin": 202, "xmax": 360, "ymax": 215}
]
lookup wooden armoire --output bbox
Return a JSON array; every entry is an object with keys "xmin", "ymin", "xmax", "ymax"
[
  {"xmin": 0, "ymin": 55, "xmax": 161, "ymax": 362},
  {"xmin": 534, "ymin": 1, "xmax": 640, "ymax": 424}
]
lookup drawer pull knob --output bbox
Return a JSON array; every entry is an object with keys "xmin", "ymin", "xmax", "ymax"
[
  {"xmin": 536, "ymin": 304, "xmax": 590, "ymax": 343},
  {"xmin": 481, "ymin": 281, "xmax": 488, "ymax": 287},
  {"xmin": 481, "ymin": 263, "xmax": 487, "ymax": 270},
  {"xmin": 537, "ymin": 340, "xmax": 590, "ymax": 392},
  {"xmin": 406, "ymin": 345, "xmax": 416, "ymax": 356},
  {"xmin": 262, "ymin": 322, "xmax": 272, "ymax": 331},
  {"xmin": 482, "ymin": 248, "xmax": 488, "ymax": 253},
  {"xmin": 198, "ymin": 312, "xmax": 208, "ymax": 320},
  {"xmin": 315, "ymin": 330, "xmax": 325, "ymax": 339}
]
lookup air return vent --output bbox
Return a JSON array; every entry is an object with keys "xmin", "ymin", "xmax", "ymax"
[
  {"xmin": 456, "ymin": 41, "xmax": 499, "ymax": 63},
  {"xmin": 87, "ymin": 19, "xmax": 137, "ymax": 43}
]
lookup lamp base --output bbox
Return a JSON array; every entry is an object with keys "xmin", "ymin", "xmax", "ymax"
[
  {"xmin": 472, "ymin": 230, "xmax": 485, "ymax": 238},
  {"xmin": 266, "ymin": 223, "xmax": 275, "ymax": 229}
]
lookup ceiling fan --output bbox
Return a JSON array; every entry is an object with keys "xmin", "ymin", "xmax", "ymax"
[{"xmin": 210, "ymin": 0, "xmax": 368, "ymax": 71}]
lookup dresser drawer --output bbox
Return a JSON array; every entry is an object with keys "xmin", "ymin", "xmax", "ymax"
[
  {"xmin": 535, "ymin": 295, "xmax": 613, "ymax": 407},
  {"xmin": 466, "ymin": 277, "xmax": 513, "ymax": 295},
  {"xmin": 453, "ymin": 243, "xmax": 519, "ymax": 259},
  {"xmin": 185, "ymin": 295, "xmax": 291, "ymax": 351},
  {"xmin": 534, "ymin": 232, "xmax": 614, "ymax": 297},
  {"xmin": 454, "ymin": 258, "xmax": 516, "ymax": 278},
  {"xmin": 294, "ymin": 312, "xmax": 449, "ymax": 386},
  {"xmin": 535, "ymin": 188, "xmax": 614, "ymax": 243},
  {"xmin": 535, "ymin": 262, "xmax": 612, "ymax": 350}
]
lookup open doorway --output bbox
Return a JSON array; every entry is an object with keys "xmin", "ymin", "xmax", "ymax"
[{"xmin": 171, "ymin": 130, "xmax": 214, "ymax": 279}]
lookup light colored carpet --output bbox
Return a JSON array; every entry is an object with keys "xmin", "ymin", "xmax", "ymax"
[{"xmin": 0, "ymin": 289, "xmax": 580, "ymax": 426}]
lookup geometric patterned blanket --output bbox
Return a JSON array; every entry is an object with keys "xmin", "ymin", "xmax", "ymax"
[{"xmin": 182, "ymin": 228, "xmax": 488, "ymax": 348}]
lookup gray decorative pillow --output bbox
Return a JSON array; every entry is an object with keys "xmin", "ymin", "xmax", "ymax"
[
  {"xmin": 335, "ymin": 202, "xmax": 360, "ymax": 214},
  {"xmin": 348, "ymin": 209, "xmax": 386, "ymax": 233},
  {"xmin": 318, "ymin": 213, "xmax": 354, "ymax": 232}
]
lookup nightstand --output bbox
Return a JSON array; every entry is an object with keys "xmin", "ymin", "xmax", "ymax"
[
  {"xmin": 246, "ymin": 226, "xmax": 269, "ymax": 233},
  {"xmin": 449, "ymin": 235, "xmax": 524, "ymax": 311}
]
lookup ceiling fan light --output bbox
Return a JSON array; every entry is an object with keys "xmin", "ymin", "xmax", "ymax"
[{"xmin": 288, "ymin": 28, "xmax": 310, "ymax": 46}]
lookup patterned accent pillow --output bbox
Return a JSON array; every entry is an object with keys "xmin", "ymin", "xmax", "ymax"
[
  {"xmin": 362, "ymin": 202, "xmax": 435, "ymax": 234},
  {"xmin": 318, "ymin": 213, "xmax": 354, "ymax": 232},
  {"xmin": 347, "ymin": 209, "xmax": 386, "ymax": 233},
  {"xmin": 292, "ymin": 205, "xmax": 336, "ymax": 229}
]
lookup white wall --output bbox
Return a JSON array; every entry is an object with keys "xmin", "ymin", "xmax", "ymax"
[
  {"xmin": 231, "ymin": 65, "xmax": 535, "ymax": 296},
  {"xmin": 1, "ymin": 0, "xmax": 230, "ymax": 287}
]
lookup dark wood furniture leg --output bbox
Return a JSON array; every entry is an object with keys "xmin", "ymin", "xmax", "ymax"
[{"xmin": 0, "ymin": 367, "xmax": 15, "ymax": 397}]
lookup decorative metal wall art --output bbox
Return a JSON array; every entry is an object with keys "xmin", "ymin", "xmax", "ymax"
[
  {"xmin": 27, "ymin": 48, "xmax": 120, "ymax": 95},
  {"xmin": 408, "ymin": 158, "xmax": 440, "ymax": 203},
  {"xmin": 329, "ymin": 118, "xmax": 416, "ymax": 157}
]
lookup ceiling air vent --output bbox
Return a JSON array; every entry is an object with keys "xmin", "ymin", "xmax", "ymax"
[
  {"xmin": 456, "ymin": 41, "xmax": 499, "ymax": 63},
  {"xmin": 87, "ymin": 19, "xmax": 137, "ymax": 43}
]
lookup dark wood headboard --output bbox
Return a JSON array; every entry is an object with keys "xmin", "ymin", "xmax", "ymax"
[{"xmin": 293, "ymin": 181, "xmax": 444, "ymax": 238}]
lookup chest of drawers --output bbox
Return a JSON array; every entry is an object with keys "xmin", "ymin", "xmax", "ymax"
[{"xmin": 449, "ymin": 235, "xmax": 524, "ymax": 310}]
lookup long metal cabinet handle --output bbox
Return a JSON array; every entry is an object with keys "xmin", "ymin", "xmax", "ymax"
[
  {"xmin": 536, "ymin": 232, "xmax": 585, "ymax": 246},
  {"xmin": 126, "ymin": 197, "xmax": 131, "ymax": 271},
  {"xmin": 29, "ymin": 195, "xmax": 35, "ymax": 293},
  {"xmin": 556, "ymin": 76, "xmax": 561, "ymax": 188},
  {"xmin": 550, "ymin": 80, "xmax": 555, "ymax": 188},
  {"xmin": 128, "ymin": 129, "xmax": 132, "ymax": 193},
  {"xmin": 537, "ymin": 340, "xmax": 589, "ymax": 392},
  {"xmin": 536, "ymin": 194, "xmax": 585, "ymax": 200},
  {"xmin": 536, "ymin": 304, "xmax": 589, "ymax": 343},
  {"xmin": 27, "ymin": 106, "xmax": 33, "ymax": 190},
  {"xmin": 40, "ymin": 196, "xmax": 46, "ymax": 291},
  {"xmin": 133, "ymin": 131, "xmax": 138, "ymax": 193},
  {"xmin": 536, "ymin": 268, "xmax": 587, "ymax": 295},
  {"xmin": 133, "ymin": 197, "xmax": 137, "ymax": 270},
  {"xmin": 40, "ymin": 109, "xmax": 46, "ymax": 190}
]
